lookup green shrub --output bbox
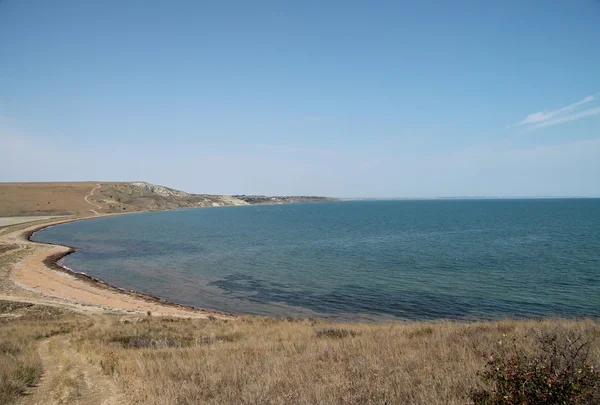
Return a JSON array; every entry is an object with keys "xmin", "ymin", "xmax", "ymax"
[{"xmin": 470, "ymin": 330, "xmax": 600, "ymax": 404}]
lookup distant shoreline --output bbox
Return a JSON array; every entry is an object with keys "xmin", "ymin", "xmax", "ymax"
[
  {"xmin": 15, "ymin": 201, "xmax": 339, "ymax": 319},
  {"xmin": 5, "ymin": 198, "xmax": 599, "ymax": 321},
  {"xmin": 341, "ymin": 196, "xmax": 600, "ymax": 201}
]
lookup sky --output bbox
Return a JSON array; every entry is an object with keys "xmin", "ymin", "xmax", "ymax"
[{"xmin": 1, "ymin": 1, "xmax": 599, "ymax": 198}]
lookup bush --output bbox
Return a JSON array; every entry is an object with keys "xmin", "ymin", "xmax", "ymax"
[
  {"xmin": 315, "ymin": 327, "xmax": 356, "ymax": 339},
  {"xmin": 111, "ymin": 336, "xmax": 182, "ymax": 349},
  {"xmin": 470, "ymin": 330, "xmax": 600, "ymax": 405}
]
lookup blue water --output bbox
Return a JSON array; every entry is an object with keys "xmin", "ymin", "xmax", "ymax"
[{"xmin": 32, "ymin": 200, "xmax": 600, "ymax": 321}]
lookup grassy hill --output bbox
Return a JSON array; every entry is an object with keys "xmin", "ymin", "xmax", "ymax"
[
  {"xmin": 0, "ymin": 182, "xmax": 105, "ymax": 217},
  {"xmin": 0, "ymin": 182, "xmax": 338, "ymax": 217}
]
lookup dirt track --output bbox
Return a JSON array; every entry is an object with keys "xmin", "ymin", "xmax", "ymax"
[
  {"xmin": 84, "ymin": 184, "xmax": 102, "ymax": 214},
  {"xmin": 17, "ymin": 334, "xmax": 123, "ymax": 405}
]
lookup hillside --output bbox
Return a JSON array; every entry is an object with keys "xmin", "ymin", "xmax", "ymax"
[{"xmin": 0, "ymin": 182, "xmax": 338, "ymax": 217}]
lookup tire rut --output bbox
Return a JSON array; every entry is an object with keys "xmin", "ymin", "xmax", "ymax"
[{"xmin": 18, "ymin": 334, "xmax": 123, "ymax": 405}]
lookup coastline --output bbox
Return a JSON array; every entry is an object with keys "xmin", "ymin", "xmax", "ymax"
[
  {"xmin": 5, "ymin": 206, "xmax": 598, "ymax": 323},
  {"xmin": 0, "ymin": 213, "xmax": 234, "ymax": 319},
  {"xmin": 1, "ymin": 219, "xmax": 598, "ymax": 405}
]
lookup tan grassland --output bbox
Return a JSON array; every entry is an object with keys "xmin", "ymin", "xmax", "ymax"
[
  {"xmin": 1, "ymin": 299, "xmax": 598, "ymax": 405},
  {"xmin": 0, "ymin": 182, "xmax": 104, "ymax": 217},
  {"xmin": 0, "ymin": 183, "xmax": 598, "ymax": 404},
  {"xmin": 0, "ymin": 182, "xmax": 246, "ymax": 216},
  {"xmin": 0, "ymin": 181, "xmax": 334, "ymax": 218}
]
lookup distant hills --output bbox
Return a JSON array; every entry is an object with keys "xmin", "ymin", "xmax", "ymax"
[{"xmin": 0, "ymin": 182, "xmax": 338, "ymax": 217}]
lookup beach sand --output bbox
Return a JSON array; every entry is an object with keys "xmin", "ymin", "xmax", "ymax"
[
  {"xmin": 0, "ymin": 215, "xmax": 65, "ymax": 227},
  {"xmin": 0, "ymin": 215, "xmax": 231, "ymax": 319}
]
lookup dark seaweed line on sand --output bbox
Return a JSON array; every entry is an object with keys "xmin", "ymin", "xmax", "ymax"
[{"xmin": 24, "ymin": 217, "xmax": 234, "ymax": 318}]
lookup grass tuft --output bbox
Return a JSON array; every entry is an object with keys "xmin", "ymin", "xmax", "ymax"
[{"xmin": 315, "ymin": 327, "xmax": 357, "ymax": 339}]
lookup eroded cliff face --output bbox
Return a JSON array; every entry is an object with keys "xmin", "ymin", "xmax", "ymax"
[
  {"xmin": 97, "ymin": 183, "xmax": 337, "ymax": 213},
  {"xmin": 96, "ymin": 182, "xmax": 250, "ymax": 213},
  {"xmin": 129, "ymin": 182, "xmax": 191, "ymax": 198}
]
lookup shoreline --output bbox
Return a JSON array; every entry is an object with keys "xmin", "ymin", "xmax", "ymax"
[
  {"xmin": 1, "ymin": 213, "xmax": 234, "ymax": 319},
  {"xmin": 18, "ymin": 213, "xmax": 400, "ymax": 323},
  {"xmin": 4, "ymin": 210, "xmax": 598, "ymax": 323}
]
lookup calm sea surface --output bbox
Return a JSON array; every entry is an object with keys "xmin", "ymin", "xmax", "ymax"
[{"xmin": 32, "ymin": 200, "xmax": 600, "ymax": 321}]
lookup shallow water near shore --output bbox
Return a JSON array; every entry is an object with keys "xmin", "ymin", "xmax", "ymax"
[{"xmin": 32, "ymin": 199, "xmax": 600, "ymax": 321}]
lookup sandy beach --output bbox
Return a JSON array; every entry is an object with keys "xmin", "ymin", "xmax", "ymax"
[{"xmin": 0, "ymin": 214, "xmax": 231, "ymax": 319}]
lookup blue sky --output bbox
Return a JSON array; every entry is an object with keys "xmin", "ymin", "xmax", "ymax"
[{"xmin": 1, "ymin": 0, "xmax": 599, "ymax": 197}]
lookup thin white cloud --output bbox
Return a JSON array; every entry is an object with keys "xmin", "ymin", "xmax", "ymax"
[
  {"xmin": 518, "ymin": 95, "xmax": 595, "ymax": 126},
  {"xmin": 531, "ymin": 106, "xmax": 600, "ymax": 129}
]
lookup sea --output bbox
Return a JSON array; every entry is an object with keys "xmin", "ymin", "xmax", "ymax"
[{"xmin": 32, "ymin": 199, "xmax": 600, "ymax": 321}]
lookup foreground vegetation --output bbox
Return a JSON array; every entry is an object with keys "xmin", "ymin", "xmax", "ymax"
[
  {"xmin": 1, "ymin": 300, "xmax": 598, "ymax": 405},
  {"xmin": 0, "ymin": 301, "xmax": 88, "ymax": 404}
]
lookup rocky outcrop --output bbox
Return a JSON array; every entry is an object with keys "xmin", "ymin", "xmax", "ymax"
[{"xmin": 130, "ymin": 182, "xmax": 190, "ymax": 198}]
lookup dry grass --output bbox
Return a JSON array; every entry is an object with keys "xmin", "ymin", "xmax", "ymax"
[
  {"xmin": 1, "ymin": 300, "xmax": 598, "ymax": 404},
  {"xmin": 0, "ymin": 245, "xmax": 30, "ymax": 294},
  {"xmin": 0, "ymin": 181, "xmax": 249, "ymax": 217},
  {"xmin": 74, "ymin": 316, "xmax": 600, "ymax": 405},
  {"xmin": 0, "ymin": 301, "xmax": 87, "ymax": 404},
  {"xmin": 0, "ymin": 181, "xmax": 331, "ymax": 217},
  {"xmin": 0, "ymin": 181, "xmax": 178, "ymax": 216},
  {"xmin": 48, "ymin": 341, "xmax": 85, "ymax": 404},
  {"xmin": 0, "ymin": 244, "xmax": 19, "ymax": 255},
  {"xmin": 0, "ymin": 182, "xmax": 103, "ymax": 216}
]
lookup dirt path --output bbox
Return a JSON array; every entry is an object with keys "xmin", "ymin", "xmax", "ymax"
[
  {"xmin": 0, "ymin": 294, "xmax": 104, "ymax": 315},
  {"xmin": 18, "ymin": 334, "xmax": 123, "ymax": 405},
  {"xmin": 84, "ymin": 184, "xmax": 102, "ymax": 214}
]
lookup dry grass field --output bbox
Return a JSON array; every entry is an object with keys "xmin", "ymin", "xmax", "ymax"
[
  {"xmin": 75, "ymin": 317, "xmax": 600, "ymax": 405},
  {"xmin": 0, "ymin": 181, "xmax": 338, "ymax": 218},
  {"xmin": 0, "ymin": 301, "xmax": 89, "ymax": 404},
  {"xmin": 0, "ymin": 181, "xmax": 218, "ymax": 216},
  {"xmin": 0, "ymin": 182, "xmax": 103, "ymax": 216},
  {"xmin": 1, "ymin": 299, "xmax": 598, "ymax": 405}
]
